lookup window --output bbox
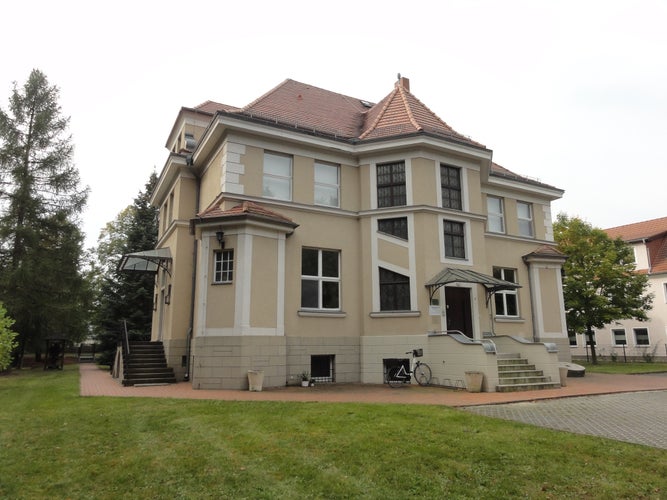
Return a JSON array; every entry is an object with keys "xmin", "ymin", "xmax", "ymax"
[
  {"xmin": 634, "ymin": 328, "xmax": 650, "ymax": 346},
  {"xmin": 162, "ymin": 201, "xmax": 168, "ymax": 233},
  {"xmin": 314, "ymin": 162, "xmax": 339, "ymax": 207},
  {"xmin": 311, "ymin": 354, "xmax": 335, "ymax": 383},
  {"xmin": 612, "ymin": 329, "xmax": 627, "ymax": 346},
  {"xmin": 487, "ymin": 196, "xmax": 505, "ymax": 233},
  {"xmin": 443, "ymin": 220, "xmax": 465, "ymax": 259},
  {"xmin": 213, "ymin": 250, "xmax": 234, "ymax": 283},
  {"xmin": 301, "ymin": 248, "xmax": 340, "ymax": 309},
  {"xmin": 378, "ymin": 217, "xmax": 408, "ymax": 240},
  {"xmin": 568, "ymin": 331, "xmax": 577, "ymax": 347},
  {"xmin": 493, "ymin": 268, "xmax": 518, "ymax": 316},
  {"xmin": 184, "ymin": 133, "xmax": 196, "ymax": 150},
  {"xmin": 517, "ymin": 202, "xmax": 534, "ymax": 237},
  {"xmin": 263, "ymin": 152, "xmax": 292, "ymax": 200},
  {"xmin": 377, "ymin": 161, "xmax": 406, "ymax": 208},
  {"xmin": 379, "ymin": 267, "xmax": 410, "ymax": 311},
  {"xmin": 441, "ymin": 164, "xmax": 462, "ymax": 210}
]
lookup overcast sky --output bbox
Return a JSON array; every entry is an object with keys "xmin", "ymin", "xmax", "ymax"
[{"xmin": 2, "ymin": 0, "xmax": 666, "ymax": 249}]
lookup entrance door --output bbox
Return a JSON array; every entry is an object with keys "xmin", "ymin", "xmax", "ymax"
[{"xmin": 445, "ymin": 287, "xmax": 473, "ymax": 338}]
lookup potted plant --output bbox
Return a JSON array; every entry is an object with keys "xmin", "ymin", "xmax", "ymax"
[{"xmin": 300, "ymin": 371, "xmax": 310, "ymax": 387}]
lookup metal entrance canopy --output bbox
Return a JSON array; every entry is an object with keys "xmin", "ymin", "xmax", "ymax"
[
  {"xmin": 425, "ymin": 267, "xmax": 520, "ymax": 304},
  {"xmin": 118, "ymin": 248, "xmax": 172, "ymax": 275}
]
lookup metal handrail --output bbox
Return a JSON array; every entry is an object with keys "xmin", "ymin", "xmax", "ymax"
[{"xmin": 122, "ymin": 320, "xmax": 131, "ymax": 356}]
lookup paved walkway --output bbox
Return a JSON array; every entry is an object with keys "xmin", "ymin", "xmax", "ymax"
[
  {"xmin": 80, "ymin": 363, "xmax": 667, "ymax": 407},
  {"xmin": 80, "ymin": 364, "xmax": 667, "ymax": 449},
  {"xmin": 464, "ymin": 390, "xmax": 667, "ymax": 449}
]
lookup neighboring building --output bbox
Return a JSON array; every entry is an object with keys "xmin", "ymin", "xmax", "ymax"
[
  {"xmin": 571, "ymin": 216, "xmax": 667, "ymax": 361},
  {"xmin": 133, "ymin": 77, "xmax": 569, "ymax": 391}
]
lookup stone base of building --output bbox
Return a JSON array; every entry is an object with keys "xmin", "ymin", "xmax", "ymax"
[{"xmin": 190, "ymin": 335, "xmax": 360, "ymax": 390}]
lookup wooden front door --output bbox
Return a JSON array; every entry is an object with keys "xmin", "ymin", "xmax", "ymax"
[{"xmin": 445, "ymin": 287, "xmax": 473, "ymax": 338}]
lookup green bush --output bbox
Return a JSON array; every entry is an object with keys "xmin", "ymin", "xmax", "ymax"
[{"xmin": 0, "ymin": 303, "xmax": 18, "ymax": 371}]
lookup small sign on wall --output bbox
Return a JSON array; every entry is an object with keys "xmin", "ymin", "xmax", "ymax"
[{"xmin": 429, "ymin": 298, "xmax": 440, "ymax": 316}]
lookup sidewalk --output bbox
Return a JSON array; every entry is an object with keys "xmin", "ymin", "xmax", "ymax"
[{"xmin": 79, "ymin": 363, "xmax": 667, "ymax": 407}]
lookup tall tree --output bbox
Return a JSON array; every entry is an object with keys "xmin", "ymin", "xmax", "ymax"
[
  {"xmin": 553, "ymin": 214, "xmax": 653, "ymax": 364},
  {"xmin": 92, "ymin": 172, "xmax": 158, "ymax": 364},
  {"xmin": 0, "ymin": 69, "xmax": 89, "ymax": 365}
]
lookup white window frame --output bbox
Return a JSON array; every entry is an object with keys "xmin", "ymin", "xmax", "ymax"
[
  {"xmin": 568, "ymin": 331, "xmax": 578, "ymax": 347},
  {"xmin": 493, "ymin": 267, "xmax": 519, "ymax": 317},
  {"xmin": 487, "ymin": 196, "xmax": 505, "ymax": 233},
  {"xmin": 314, "ymin": 161, "xmax": 340, "ymax": 208},
  {"xmin": 517, "ymin": 201, "xmax": 534, "ymax": 237},
  {"xmin": 263, "ymin": 152, "xmax": 292, "ymax": 201},
  {"xmin": 213, "ymin": 249, "xmax": 234, "ymax": 284},
  {"xmin": 301, "ymin": 248, "xmax": 341, "ymax": 310},
  {"xmin": 611, "ymin": 328, "xmax": 627, "ymax": 346}
]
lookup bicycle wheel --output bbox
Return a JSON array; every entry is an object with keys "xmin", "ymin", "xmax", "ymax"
[
  {"xmin": 413, "ymin": 362, "xmax": 432, "ymax": 386},
  {"xmin": 386, "ymin": 366, "xmax": 404, "ymax": 388}
]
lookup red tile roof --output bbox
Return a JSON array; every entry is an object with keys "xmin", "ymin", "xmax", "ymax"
[
  {"xmin": 523, "ymin": 245, "xmax": 566, "ymax": 259},
  {"xmin": 359, "ymin": 80, "xmax": 484, "ymax": 147},
  {"xmin": 194, "ymin": 100, "xmax": 241, "ymax": 114},
  {"xmin": 647, "ymin": 237, "xmax": 667, "ymax": 274},
  {"xmin": 216, "ymin": 78, "xmax": 484, "ymax": 148},
  {"xmin": 198, "ymin": 200, "xmax": 296, "ymax": 226},
  {"xmin": 605, "ymin": 216, "xmax": 667, "ymax": 274},
  {"xmin": 194, "ymin": 77, "xmax": 556, "ymax": 190},
  {"xmin": 605, "ymin": 216, "xmax": 667, "ymax": 242},
  {"xmin": 240, "ymin": 79, "xmax": 369, "ymax": 138}
]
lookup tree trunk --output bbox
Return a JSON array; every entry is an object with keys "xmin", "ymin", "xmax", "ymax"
[{"xmin": 586, "ymin": 326, "xmax": 598, "ymax": 365}]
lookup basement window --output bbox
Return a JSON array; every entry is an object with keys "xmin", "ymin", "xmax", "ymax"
[{"xmin": 311, "ymin": 355, "xmax": 335, "ymax": 383}]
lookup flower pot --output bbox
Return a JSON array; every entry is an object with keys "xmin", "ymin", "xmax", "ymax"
[
  {"xmin": 247, "ymin": 369, "xmax": 264, "ymax": 392},
  {"xmin": 301, "ymin": 380, "xmax": 310, "ymax": 387},
  {"xmin": 464, "ymin": 371, "xmax": 484, "ymax": 393}
]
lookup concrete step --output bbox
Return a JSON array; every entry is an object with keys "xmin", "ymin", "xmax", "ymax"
[
  {"xmin": 499, "ymin": 375, "xmax": 552, "ymax": 385},
  {"xmin": 499, "ymin": 369, "xmax": 543, "ymax": 378}
]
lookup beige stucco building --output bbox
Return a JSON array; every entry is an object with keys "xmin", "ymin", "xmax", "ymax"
[{"xmin": 145, "ymin": 77, "xmax": 570, "ymax": 391}]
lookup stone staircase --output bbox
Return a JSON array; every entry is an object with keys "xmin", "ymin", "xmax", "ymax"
[
  {"xmin": 122, "ymin": 341, "xmax": 176, "ymax": 386},
  {"xmin": 496, "ymin": 353, "xmax": 560, "ymax": 392}
]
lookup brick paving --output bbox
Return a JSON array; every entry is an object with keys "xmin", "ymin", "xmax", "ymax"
[
  {"xmin": 79, "ymin": 363, "xmax": 667, "ymax": 406},
  {"xmin": 464, "ymin": 390, "xmax": 667, "ymax": 449}
]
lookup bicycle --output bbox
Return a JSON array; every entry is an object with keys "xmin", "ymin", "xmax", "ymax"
[{"xmin": 386, "ymin": 349, "xmax": 432, "ymax": 388}]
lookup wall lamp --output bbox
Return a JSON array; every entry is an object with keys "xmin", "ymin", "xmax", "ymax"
[{"xmin": 216, "ymin": 231, "xmax": 225, "ymax": 249}]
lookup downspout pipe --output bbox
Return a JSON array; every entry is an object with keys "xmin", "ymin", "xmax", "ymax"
[{"xmin": 184, "ymin": 156, "xmax": 199, "ymax": 382}]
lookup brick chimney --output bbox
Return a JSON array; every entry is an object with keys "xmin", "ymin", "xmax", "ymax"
[{"xmin": 396, "ymin": 76, "xmax": 410, "ymax": 91}]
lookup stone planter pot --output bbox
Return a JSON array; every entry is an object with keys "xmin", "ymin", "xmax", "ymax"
[
  {"xmin": 464, "ymin": 371, "xmax": 484, "ymax": 393},
  {"xmin": 247, "ymin": 369, "xmax": 264, "ymax": 392}
]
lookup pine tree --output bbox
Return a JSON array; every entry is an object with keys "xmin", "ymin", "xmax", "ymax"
[
  {"xmin": 554, "ymin": 214, "xmax": 653, "ymax": 364},
  {"xmin": 0, "ymin": 69, "xmax": 89, "ymax": 366},
  {"xmin": 92, "ymin": 172, "xmax": 158, "ymax": 365}
]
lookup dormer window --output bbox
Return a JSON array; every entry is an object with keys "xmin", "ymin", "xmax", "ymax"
[{"xmin": 184, "ymin": 133, "xmax": 196, "ymax": 151}]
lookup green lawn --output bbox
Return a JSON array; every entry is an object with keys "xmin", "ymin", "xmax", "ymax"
[
  {"xmin": 1, "ymin": 366, "xmax": 666, "ymax": 499},
  {"xmin": 580, "ymin": 361, "xmax": 667, "ymax": 375}
]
